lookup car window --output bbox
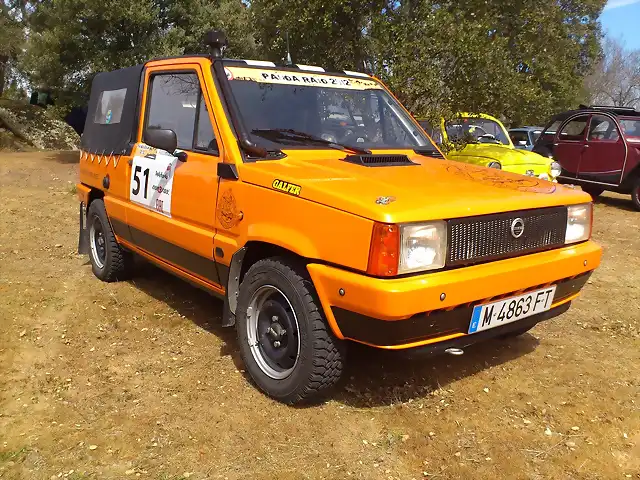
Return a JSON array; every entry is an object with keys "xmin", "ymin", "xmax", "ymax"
[
  {"xmin": 531, "ymin": 130, "xmax": 542, "ymax": 143},
  {"xmin": 510, "ymin": 131, "xmax": 529, "ymax": 145},
  {"xmin": 194, "ymin": 95, "xmax": 218, "ymax": 152},
  {"xmin": 588, "ymin": 115, "xmax": 620, "ymax": 142},
  {"xmin": 559, "ymin": 116, "xmax": 589, "ymax": 141},
  {"xmin": 418, "ymin": 121, "xmax": 443, "ymax": 144},
  {"xmin": 145, "ymin": 72, "xmax": 217, "ymax": 153},
  {"xmin": 620, "ymin": 119, "xmax": 640, "ymax": 141}
]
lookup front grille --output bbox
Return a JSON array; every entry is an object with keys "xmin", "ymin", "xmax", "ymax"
[{"xmin": 447, "ymin": 207, "xmax": 567, "ymax": 266}]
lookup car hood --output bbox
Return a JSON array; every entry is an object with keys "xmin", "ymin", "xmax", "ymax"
[
  {"xmin": 239, "ymin": 150, "xmax": 589, "ymax": 224},
  {"xmin": 454, "ymin": 144, "xmax": 551, "ymax": 166}
]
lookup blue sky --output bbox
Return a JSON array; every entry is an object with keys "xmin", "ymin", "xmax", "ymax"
[{"xmin": 600, "ymin": 0, "xmax": 640, "ymax": 49}]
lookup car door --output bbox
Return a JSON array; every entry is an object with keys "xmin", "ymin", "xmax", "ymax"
[
  {"xmin": 126, "ymin": 64, "xmax": 225, "ymax": 287},
  {"xmin": 578, "ymin": 114, "xmax": 626, "ymax": 186},
  {"xmin": 553, "ymin": 114, "xmax": 590, "ymax": 179}
]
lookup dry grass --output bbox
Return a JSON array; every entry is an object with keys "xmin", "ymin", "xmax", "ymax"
[{"xmin": 0, "ymin": 151, "xmax": 638, "ymax": 480}]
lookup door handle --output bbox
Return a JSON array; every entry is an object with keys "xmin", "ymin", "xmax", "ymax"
[{"xmin": 583, "ymin": 144, "xmax": 589, "ymax": 149}]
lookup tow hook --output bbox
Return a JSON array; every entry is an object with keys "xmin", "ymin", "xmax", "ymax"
[{"xmin": 444, "ymin": 348, "xmax": 464, "ymax": 356}]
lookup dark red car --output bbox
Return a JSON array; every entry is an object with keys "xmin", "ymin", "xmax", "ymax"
[{"xmin": 533, "ymin": 105, "xmax": 640, "ymax": 210}]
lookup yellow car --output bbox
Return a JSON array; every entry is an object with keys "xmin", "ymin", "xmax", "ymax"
[{"xmin": 418, "ymin": 113, "xmax": 561, "ymax": 181}]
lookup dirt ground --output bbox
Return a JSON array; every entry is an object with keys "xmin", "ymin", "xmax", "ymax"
[{"xmin": 1, "ymin": 151, "xmax": 638, "ymax": 480}]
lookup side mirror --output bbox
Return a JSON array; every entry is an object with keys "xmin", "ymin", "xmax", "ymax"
[{"xmin": 144, "ymin": 128, "xmax": 178, "ymax": 155}]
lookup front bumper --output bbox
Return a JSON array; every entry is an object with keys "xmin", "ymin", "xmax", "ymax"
[{"xmin": 307, "ymin": 240, "xmax": 601, "ymax": 349}]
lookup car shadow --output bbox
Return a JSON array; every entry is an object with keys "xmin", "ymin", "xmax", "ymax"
[
  {"xmin": 596, "ymin": 193, "xmax": 636, "ymax": 212},
  {"xmin": 46, "ymin": 150, "xmax": 80, "ymax": 164},
  {"xmin": 127, "ymin": 259, "xmax": 238, "ymax": 359},
  {"xmin": 333, "ymin": 335, "xmax": 539, "ymax": 408},
  {"xmin": 127, "ymin": 258, "xmax": 541, "ymax": 407}
]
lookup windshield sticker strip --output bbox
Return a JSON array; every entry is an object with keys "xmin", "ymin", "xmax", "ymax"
[{"xmin": 225, "ymin": 66, "xmax": 382, "ymax": 90}]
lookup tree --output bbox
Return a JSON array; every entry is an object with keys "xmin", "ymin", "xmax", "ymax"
[
  {"xmin": 0, "ymin": 1, "xmax": 27, "ymax": 96},
  {"xmin": 251, "ymin": 0, "xmax": 606, "ymax": 127},
  {"xmin": 584, "ymin": 37, "xmax": 640, "ymax": 108},
  {"xmin": 21, "ymin": 0, "xmax": 256, "ymax": 110}
]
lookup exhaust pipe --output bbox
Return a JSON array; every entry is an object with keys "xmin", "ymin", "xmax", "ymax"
[{"xmin": 444, "ymin": 347, "xmax": 464, "ymax": 356}]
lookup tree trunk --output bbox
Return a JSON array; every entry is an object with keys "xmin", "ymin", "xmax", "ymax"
[
  {"xmin": 0, "ymin": 56, "xmax": 7, "ymax": 97},
  {"xmin": 0, "ymin": 108, "xmax": 37, "ymax": 147}
]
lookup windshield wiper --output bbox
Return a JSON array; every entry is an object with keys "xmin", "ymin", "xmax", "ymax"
[{"xmin": 251, "ymin": 128, "xmax": 372, "ymax": 155}]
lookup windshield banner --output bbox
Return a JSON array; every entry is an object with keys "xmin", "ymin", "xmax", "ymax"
[{"xmin": 225, "ymin": 66, "xmax": 382, "ymax": 90}]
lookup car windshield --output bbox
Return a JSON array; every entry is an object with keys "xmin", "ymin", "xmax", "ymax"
[
  {"xmin": 531, "ymin": 130, "xmax": 542, "ymax": 143},
  {"xmin": 224, "ymin": 65, "xmax": 431, "ymax": 150},
  {"xmin": 620, "ymin": 119, "xmax": 640, "ymax": 140},
  {"xmin": 445, "ymin": 117, "xmax": 510, "ymax": 145}
]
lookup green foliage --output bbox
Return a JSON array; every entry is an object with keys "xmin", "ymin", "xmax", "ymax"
[
  {"xmin": 11, "ymin": 0, "xmax": 607, "ymax": 126},
  {"xmin": 21, "ymin": 0, "xmax": 255, "ymax": 108},
  {"xmin": 251, "ymin": 0, "xmax": 606, "ymax": 127}
]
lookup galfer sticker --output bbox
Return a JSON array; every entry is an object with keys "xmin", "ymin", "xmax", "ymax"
[
  {"xmin": 129, "ymin": 150, "xmax": 177, "ymax": 217},
  {"xmin": 226, "ymin": 66, "xmax": 382, "ymax": 90},
  {"xmin": 272, "ymin": 179, "xmax": 301, "ymax": 196}
]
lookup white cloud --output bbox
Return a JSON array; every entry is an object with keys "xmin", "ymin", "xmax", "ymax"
[{"xmin": 603, "ymin": 0, "xmax": 640, "ymax": 11}]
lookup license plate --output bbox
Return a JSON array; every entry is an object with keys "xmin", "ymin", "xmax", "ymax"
[{"xmin": 468, "ymin": 286, "xmax": 556, "ymax": 334}]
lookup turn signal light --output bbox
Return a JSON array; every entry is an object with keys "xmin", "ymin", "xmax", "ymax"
[{"xmin": 368, "ymin": 223, "xmax": 399, "ymax": 277}]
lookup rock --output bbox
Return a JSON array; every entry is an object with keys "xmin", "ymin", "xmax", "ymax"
[
  {"xmin": 19, "ymin": 329, "xmax": 27, "ymax": 337},
  {"xmin": 89, "ymin": 445, "xmax": 98, "ymax": 450},
  {"xmin": 125, "ymin": 469, "xmax": 135, "ymax": 475},
  {"xmin": 483, "ymin": 388, "xmax": 489, "ymax": 393},
  {"xmin": 544, "ymin": 427, "xmax": 553, "ymax": 436},
  {"xmin": 523, "ymin": 419, "xmax": 532, "ymax": 425},
  {"xmin": 571, "ymin": 426, "xmax": 580, "ymax": 431},
  {"xmin": 565, "ymin": 441, "xmax": 576, "ymax": 448}
]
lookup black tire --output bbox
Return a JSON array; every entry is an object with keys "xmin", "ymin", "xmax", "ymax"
[
  {"xmin": 582, "ymin": 186, "xmax": 604, "ymax": 199},
  {"xmin": 236, "ymin": 257, "xmax": 345, "ymax": 404},
  {"xmin": 631, "ymin": 178, "xmax": 640, "ymax": 211},
  {"xmin": 86, "ymin": 199, "xmax": 133, "ymax": 282}
]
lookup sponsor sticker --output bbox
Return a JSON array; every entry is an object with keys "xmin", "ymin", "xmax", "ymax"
[
  {"xmin": 226, "ymin": 66, "xmax": 381, "ymax": 91},
  {"xmin": 272, "ymin": 179, "xmax": 301, "ymax": 196}
]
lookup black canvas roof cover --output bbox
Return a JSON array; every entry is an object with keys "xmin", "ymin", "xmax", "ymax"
[{"xmin": 81, "ymin": 64, "xmax": 144, "ymax": 154}]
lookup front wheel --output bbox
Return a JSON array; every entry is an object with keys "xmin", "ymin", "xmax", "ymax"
[
  {"xmin": 631, "ymin": 178, "xmax": 640, "ymax": 211},
  {"xmin": 236, "ymin": 258, "xmax": 345, "ymax": 404}
]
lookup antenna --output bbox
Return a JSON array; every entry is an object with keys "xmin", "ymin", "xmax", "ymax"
[
  {"xmin": 204, "ymin": 30, "xmax": 228, "ymax": 60},
  {"xmin": 285, "ymin": 32, "xmax": 292, "ymax": 66}
]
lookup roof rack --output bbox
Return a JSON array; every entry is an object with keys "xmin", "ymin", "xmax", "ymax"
[{"xmin": 578, "ymin": 104, "xmax": 640, "ymax": 116}]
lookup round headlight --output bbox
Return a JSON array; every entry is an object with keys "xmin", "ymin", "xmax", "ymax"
[
  {"xmin": 550, "ymin": 161, "xmax": 562, "ymax": 178},
  {"xmin": 487, "ymin": 161, "xmax": 501, "ymax": 169},
  {"xmin": 539, "ymin": 173, "xmax": 550, "ymax": 181}
]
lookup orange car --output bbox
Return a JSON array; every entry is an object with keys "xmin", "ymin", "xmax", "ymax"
[{"xmin": 76, "ymin": 31, "xmax": 601, "ymax": 404}]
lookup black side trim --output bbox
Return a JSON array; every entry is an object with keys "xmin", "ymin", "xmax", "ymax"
[
  {"xmin": 332, "ymin": 274, "xmax": 591, "ymax": 347},
  {"xmin": 127, "ymin": 225, "xmax": 219, "ymax": 284},
  {"xmin": 110, "ymin": 217, "xmax": 134, "ymax": 243},
  {"xmin": 578, "ymin": 171, "xmax": 622, "ymax": 185},
  {"xmin": 217, "ymin": 262, "xmax": 230, "ymax": 288}
]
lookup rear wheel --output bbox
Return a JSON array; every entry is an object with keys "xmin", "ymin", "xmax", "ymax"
[
  {"xmin": 236, "ymin": 257, "xmax": 345, "ymax": 404},
  {"xmin": 631, "ymin": 178, "xmax": 640, "ymax": 211},
  {"xmin": 87, "ymin": 199, "xmax": 133, "ymax": 282},
  {"xmin": 582, "ymin": 186, "xmax": 604, "ymax": 199}
]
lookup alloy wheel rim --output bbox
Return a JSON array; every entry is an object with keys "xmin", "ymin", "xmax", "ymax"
[
  {"xmin": 89, "ymin": 217, "xmax": 107, "ymax": 269},
  {"xmin": 246, "ymin": 284, "xmax": 300, "ymax": 380}
]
